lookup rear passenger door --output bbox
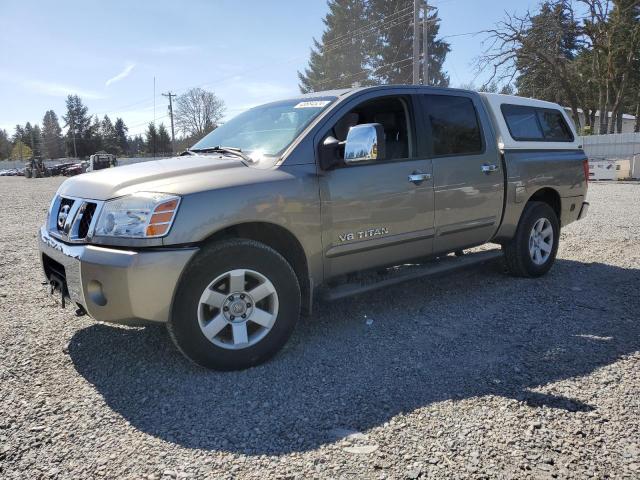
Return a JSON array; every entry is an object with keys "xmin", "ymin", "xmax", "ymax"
[{"xmin": 420, "ymin": 92, "xmax": 503, "ymax": 254}]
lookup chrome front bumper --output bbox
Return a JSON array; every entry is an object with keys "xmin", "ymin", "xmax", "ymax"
[{"xmin": 38, "ymin": 227, "xmax": 197, "ymax": 324}]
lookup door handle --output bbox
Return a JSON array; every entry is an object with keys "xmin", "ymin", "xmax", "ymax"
[
  {"xmin": 481, "ymin": 164, "xmax": 499, "ymax": 174},
  {"xmin": 408, "ymin": 171, "xmax": 432, "ymax": 185}
]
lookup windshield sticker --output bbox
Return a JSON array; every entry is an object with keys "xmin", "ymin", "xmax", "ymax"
[{"xmin": 294, "ymin": 100, "xmax": 331, "ymax": 109}]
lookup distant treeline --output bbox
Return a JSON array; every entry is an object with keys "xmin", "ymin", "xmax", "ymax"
[{"xmin": 0, "ymin": 87, "xmax": 226, "ymax": 161}]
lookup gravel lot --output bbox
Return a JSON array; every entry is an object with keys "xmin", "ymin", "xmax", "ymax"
[{"xmin": 1, "ymin": 177, "xmax": 639, "ymax": 479}]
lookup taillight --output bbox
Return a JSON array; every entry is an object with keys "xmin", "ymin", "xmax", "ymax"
[{"xmin": 582, "ymin": 159, "xmax": 589, "ymax": 185}]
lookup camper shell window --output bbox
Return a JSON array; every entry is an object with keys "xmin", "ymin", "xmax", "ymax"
[{"xmin": 501, "ymin": 104, "xmax": 574, "ymax": 142}]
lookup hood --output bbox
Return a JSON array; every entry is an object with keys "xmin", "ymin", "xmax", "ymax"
[{"xmin": 57, "ymin": 155, "xmax": 275, "ymax": 200}]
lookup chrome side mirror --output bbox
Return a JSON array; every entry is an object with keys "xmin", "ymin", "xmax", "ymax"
[{"xmin": 344, "ymin": 123, "xmax": 385, "ymax": 164}]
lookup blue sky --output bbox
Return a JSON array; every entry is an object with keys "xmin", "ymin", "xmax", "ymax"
[{"xmin": 0, "ymin": 0, "xmax": 539, "ymax": 136}]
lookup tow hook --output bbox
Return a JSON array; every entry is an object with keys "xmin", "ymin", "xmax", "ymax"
[{"xmin": 49, "ymin": 277, "xmax": 66, "ymax": 308}]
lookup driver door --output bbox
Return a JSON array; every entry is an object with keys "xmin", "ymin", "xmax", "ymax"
[{"xmin": 318, "ymin": 93, "xmax": 435, "ymax": 279}]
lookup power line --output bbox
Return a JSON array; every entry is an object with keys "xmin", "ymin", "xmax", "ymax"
[
  {"xmin": 320, "ymin": 5, "xmax": 413, "ymax": 47},
  {"xmin": 93, "ymin": 7, "xmax": 416, "ymax": 122},
  {"xmin": 316, "ymin": 12, "xmax": 415, "ymax": 55},
  {"xmin": 311, "ymin": 56, "xmax": 414, "ymax": 90}
]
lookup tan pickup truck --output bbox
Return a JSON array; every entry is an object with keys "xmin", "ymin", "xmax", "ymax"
[{"xmin": 39, "ymin": 86, "xmax": 589, "ymax": 370}]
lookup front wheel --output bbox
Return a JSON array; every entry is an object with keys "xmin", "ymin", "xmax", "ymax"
[
  {"xmin": 168, "ymin": 239, "xmax": 301, "ymax": 370},
  {"xmin": 503, "ymin": 201, "xmax": 560, "ymax": 277}
]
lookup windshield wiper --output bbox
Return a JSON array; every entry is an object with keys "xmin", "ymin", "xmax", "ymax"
[{"xmin": 188, "ymin": 146, "xmax": 254, "ymax": 163}]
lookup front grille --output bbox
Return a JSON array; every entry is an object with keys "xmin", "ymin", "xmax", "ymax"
[
  {"xmin": 49, "ymin": 195, "xmax": 102, "ymax": 243},
  {"xmin": 77, "ymin": 203, "xmax": 97, "ymax": 238},
  {"xmin": 56, "ymin": 198, "xmax": 75, "ymax": 233}
]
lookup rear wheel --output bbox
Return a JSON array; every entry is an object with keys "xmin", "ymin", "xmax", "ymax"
[
  {"xmin": 168, "ymin": 239, "xmax": 300, "ymax": 370},
  {"xmin": 503, "ymin": 201, "xmax": 560, "ymax": 277}
]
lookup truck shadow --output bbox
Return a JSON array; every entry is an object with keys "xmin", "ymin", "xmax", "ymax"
[{"xmin": 68, "ymin": 258, "xmax": 640, "ymax": 455}]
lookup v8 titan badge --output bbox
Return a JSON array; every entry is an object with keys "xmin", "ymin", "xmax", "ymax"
[{"xmin": 339, "ymin": 227, "xmax": 389, "ymax": 242}]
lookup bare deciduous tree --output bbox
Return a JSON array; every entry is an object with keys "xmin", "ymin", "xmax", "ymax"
[
  {"xmin": 477, "ymin": 0, "xmax": 640, "ymax": 134},
  {"xmin": 476, "ymin": 5, "xmax": 585, "ymax": 129},
  {"xmin": 175, "ymin": 88, "xmax": 225, "ymax": 138}
]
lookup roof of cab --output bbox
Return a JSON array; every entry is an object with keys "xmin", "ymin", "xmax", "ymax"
[{"xmin": 292, "ymin": 86, "xmax": 583, "ymax": 151}]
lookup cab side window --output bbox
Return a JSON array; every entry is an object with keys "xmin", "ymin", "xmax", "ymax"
[
  {"xmin": 424, "ymin": 95, "xmax": 483, "ymax": 156},
  {"xmin": 331, "ymin": 96, "xmax": 413, "ymax": 161}
]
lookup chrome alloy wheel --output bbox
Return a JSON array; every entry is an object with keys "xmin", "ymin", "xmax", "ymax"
[
  {"xmin": 197, "ymin": 269, "xmax": 279, "ymax": 350},
  {"xmin": 529, "ymin": 218, "xmax": 554, "ymax": 265}
]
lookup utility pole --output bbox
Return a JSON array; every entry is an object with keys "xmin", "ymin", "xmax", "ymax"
[
  {"xmin": 71, "ymin": 117, "xmax": 77, "ymax": 158},
  {"xmin": 413, "ymin": 0, "xmax": 420, "ymax": 85},
  {"xmin": 422, "ymin": 1, "xmax": 429, "ymax": 86},
  {"xmin": 153, "ymin": 77, "xmax": 156, "ymax": 158},
  {"xmin": 162, "ymin": 91, "xmax": 177, "ymax": 155}
]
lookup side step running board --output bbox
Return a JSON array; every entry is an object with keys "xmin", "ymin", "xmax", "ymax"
[{"xmin": 321, "ymin": 249, "xmax": 503, "ymax": 302}]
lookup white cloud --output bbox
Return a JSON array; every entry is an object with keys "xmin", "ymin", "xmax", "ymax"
[
  {"xmin": 143, "ymin": 45, "xmax": 198, "ymax": 55},
  {"xmin": 25, "ymin": 80, "xmax": 105, "ymax": 99},
  {"xmin": 105, "ymin": 63, "xmax": 136, "ymax": 87},
  {"xmin": 0, "ymin": 71, "xmax": 105, "ymax": 99}
]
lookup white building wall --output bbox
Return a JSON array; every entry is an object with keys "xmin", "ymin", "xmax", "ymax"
[{"xmin": 581, "ymin": 132, "xmax": 640, "ymax": 179}]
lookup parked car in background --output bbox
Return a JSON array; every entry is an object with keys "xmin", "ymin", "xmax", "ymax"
[
  {"xmin": 49, "ymin": 162, "xmax": 75, "ymax": 177},
  {"xmin": 38, "ymin": 85, "xmax": 589, "ymax": 370},
  {"xmin": 61, "ymin": 162, "xmax": 87, "ymax": 177}
]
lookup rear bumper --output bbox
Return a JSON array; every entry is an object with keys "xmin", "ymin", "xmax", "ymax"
[{"xmin": 38, "ymin": 227, "xmax": 197, "ymax": 324}]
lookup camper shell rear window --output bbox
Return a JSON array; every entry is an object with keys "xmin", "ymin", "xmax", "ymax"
[{"xmin": 501, "ymin": 104, "xmax": 574, "ymax": 142}]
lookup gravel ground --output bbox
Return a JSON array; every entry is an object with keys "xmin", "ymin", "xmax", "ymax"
[{"xmin": 0, "ymin": 177, "xmax": 639, "ymax": 479}]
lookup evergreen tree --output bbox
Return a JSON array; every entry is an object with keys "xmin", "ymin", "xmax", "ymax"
[
  {"xmin": 298, "ymin": 0, "xmax": 450, "ymax": 92},
  {"xmin": 0, "ymin": 129, "xmax": 11, "ymax": 160},
  {"xmin": 157, "ymin": 123, "xmax": 172, "ymax": 153},
  {"xmin": 23, "ymin": 122, "xmax": 35, "ymax": 149},
  {"xmin": 114, "ymin": 118, "xmax": 129, "ymax": 155},
  {"xmin": 100, "ymin": 115, "xmax": 118, "ymax": 154},
  {"xmin": 514, "ymin": 2, "xmax": 580, "ymax": 107},
  {"xmin": 63, "ymin": 95, "xmax": 92, "ymax": 157},
  {"xmin": 128, "ymin": 134, "xmax": 145, "ymax": 156},
  {"xmin": 20, "ymin": 122, "xmax": 44, "ymax": 158},
  {"xmin": 368, "ymin": 0, "xmax": 450, "ymax": 86},
  {"xmin": 12, "ymin": 125, "xmax": 26, "ymax": 145},
  {"xmin": 42, "ymin": 110, "xmax": 64, "ymax": 159},
  {"xmin": 31, "ymin": 124, "xmax": 44, "ymax": 158},
  {"xmin": 298, "ymin": 0, "xmax": 370, "ymax": 92},
  {"xmin": 145, "ymin": 122, "xmax": 158, "ymax": 155}
]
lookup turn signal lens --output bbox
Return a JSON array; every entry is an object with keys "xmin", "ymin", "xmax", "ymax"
[
  {"xmin": 149, "ymin": 212, "xmax": 174, "ymax": 224},
  {"xmin": 146, "ymin": 223, "xmax": 170, "ymax": 237},
  {"xmin": 144, "ymin": 198, "xmax": 180, "ymax": 238},
  {"xmin": 155, "ymin": 199, "xmax": 179, "ymax": 212}
]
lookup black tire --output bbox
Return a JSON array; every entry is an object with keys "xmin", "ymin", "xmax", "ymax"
[
  {"xmin": 168, "ymin": 239, "xmax": 301, "ymax": 370},
  {"xmin": 503, "ymin": 201, "xmax": 560, "ymax": 278}
]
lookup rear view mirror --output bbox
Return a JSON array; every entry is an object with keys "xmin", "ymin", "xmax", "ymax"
[{"xmin": 344, "ymin": 123, "xmax": 385, "ymax": 164}]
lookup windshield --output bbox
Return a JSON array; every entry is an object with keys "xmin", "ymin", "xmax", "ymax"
[{"xmin": 192, "ymin": 97, "xmax": 336, "ymax": 165}]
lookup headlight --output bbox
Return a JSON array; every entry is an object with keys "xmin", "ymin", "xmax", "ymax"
[{"xmin": 94, "ymin": 192, "xmax": 181, "ymax": 238}]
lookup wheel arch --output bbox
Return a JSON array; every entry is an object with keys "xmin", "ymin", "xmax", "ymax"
[
  {"xmin": 200, "ymin": 221, "xmax": 312, "ymax": 315},
  {"xmin": 526, "ymin": 187, "xmax": 561, "ymax": 223}
]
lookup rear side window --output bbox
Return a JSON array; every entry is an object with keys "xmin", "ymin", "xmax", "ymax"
[
  {"xmin": 424, "ymin": 95, "xmax": 483, "ymax": 156},
  {"xmin": 537, "ymin": 109, "xmax": 573, "ymax": 141},
  {"xmin": 501, "ymin": 104, "xmax": 573, "ymax": 142}
]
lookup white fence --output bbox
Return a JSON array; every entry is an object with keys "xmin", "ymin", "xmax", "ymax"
[{"xmin": 581, "ymin": 132, "xmax": 640, "ymax": 178}]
